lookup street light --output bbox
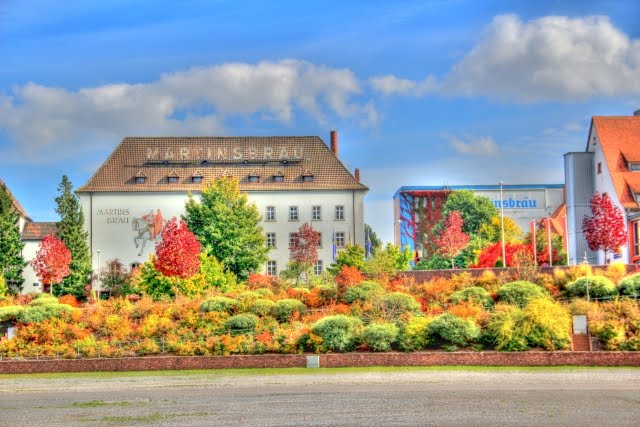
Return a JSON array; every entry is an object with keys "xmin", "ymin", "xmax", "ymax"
[{"xmin": 499, "ymin": 181, "xmax": 506, "ymax": 268}]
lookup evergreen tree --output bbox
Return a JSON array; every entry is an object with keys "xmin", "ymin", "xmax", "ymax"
[
  {"xmin": 364, "ymin": 223, "xmax": 382, "ymax": 256},
  {"xmin": 184, "ymin": 178, "xmax": 268, "ymax": 280},
  {"xmin": 55, "ymin": 175, "xmax": 91, "ymax": 298},
  {"xmin": 0, "ymin": 183, "xmax": 26, "ymax": 294}
]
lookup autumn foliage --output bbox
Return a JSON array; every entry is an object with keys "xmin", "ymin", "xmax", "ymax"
[
  {"xmin": 335, "ymin": 265, "xmax": 364, "ymax": 293},
  {"xmin": 31, "ymin": 235, "xmax": 72, "ymax": 286},
  {"xmin": 471, "ymin": 242, "xmax": 534, "ymax": 268},
  {"xmin": 583, "ymin": 192, "xmax": 627, "ymax": 254},
  {"xmin": 289, "ymin": 223, "xmax": 321, "ymax": 265},
  {"xmin": 154, "ymin": 217, "xmax": 201, "ymax": 279},
  {"xmin": 433, "ymin": 210, "xmax": 470, "ymax": 267}
]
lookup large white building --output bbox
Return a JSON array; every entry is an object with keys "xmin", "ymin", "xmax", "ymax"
[{"xmin": 77, "ymin": 132, "xmax": 367, "ymax": 280}]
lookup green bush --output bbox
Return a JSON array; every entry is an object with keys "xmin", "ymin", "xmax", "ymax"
[
  {"xmin": 254, "ymin": 288, "xmax": 274, "ymax": 297},
  {"xmin": 450, "ymin": 287, "xmax": 494, "ymax": 308},
  {"xmin": 619, "ymin": 337, "xmax": 640, "ymax": 351},
  {"xmin": 18, "ymin": 304, "xmax": 73, "ymax": 323},
  {"xmin": 483, "ymin": 307, "xmax": 528, "ymax": 351},
  {"xmin": 0, "ymin": 276, "xmax": 7, "ymax": 298},
  {"xmin": 379, "ymin": 292, "xmax": 421, "ymax": 316},
  {"xmin": 342, "ymin": 281, "xmax": 384, "ymax": 304},
  {"xmin": 311, "ymin": 315, "xmax": 363, "ymax": 352},
  {"xmin": 247, "ymin": 299, "xmax": 276, "ymax": 317},
  {"xmin": 427, "ymin": 313, "xmax": 479, "ymax": 347},
  {"xmin": 361, "ymin": 322, "xmax": 399, "ymax": 352},
  {"xmin": 199, "ymin": 296, "xmax": 238, "ymax": 314},
  {"xmin": 223, "ymin": 313, "xmax": 258, "ymax": 333},
  {"xmin": 497, "ymin": 281, "xmax": 548, "ymax": 307},
  {"xmin": 0, "ymin": 305, "xmax": 24, "ymax": 322},
  {"xmin": 618, "ymin": 273, "xmax": 640, "ymax": 298},
  {"xmin": 273, "ymin": 299, "xmax": 306, "ymax": 322},
  {"xmin": 566, "ymin": 276, "xmax": 617, "ymax": 299},
  {"xmin": 30, "ymin": 293, "xmax": 59, "ymax": 306},
  {"xmin": 397, "ymin": 316, "xmax": 432, "ymax": 351},
  {"xmin": 315, "ymin": 284, "xmax": 339, "ymax": 303}
]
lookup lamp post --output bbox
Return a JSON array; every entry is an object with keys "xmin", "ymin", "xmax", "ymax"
[
  {"xmin": 499, "ymin": 181, "xmax": 506, "ymax": 268},
  {"xmin": 96, "ymin": 249, "xmax": 101, "ymax": 300}
]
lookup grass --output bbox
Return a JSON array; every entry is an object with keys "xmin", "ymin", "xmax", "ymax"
[
  {"xmin": 96, "ymin": 412, "xmax": 213, "ymax": 423},
  {"xmin": 0, "ymin": 365, "xmax": 637, "ymax": 380}
]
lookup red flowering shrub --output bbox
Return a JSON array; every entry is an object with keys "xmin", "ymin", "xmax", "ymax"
[
  {"xmin": 154, "ymin": 217, "xmax": 201, "ymax": 279},
  {"xmin": 58, "ymin": 295, "xmax": 80, "ymax": 308},
  {"xmin": 471, "ymin": 242, "xmax": 534, "ymax": 268}
]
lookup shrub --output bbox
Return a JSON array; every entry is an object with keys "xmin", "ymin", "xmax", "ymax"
[
  {"xmin": 450, "ymin": 287, "xmax": 493, "ymax": 309},
  {"xmin": 484, "ymin": 306, "xmax": 528, "ymax": 351},
  {"xmin": 427, "ymin": 313, "xmax": 479, "ymax": 347},
  {"xmin": 30, "ymin": 293, "xmax": 59, "ymax": 306},
  {"xmin": 315, "ymin": 284, "xmax": 339, "ymax": 303},
  {"xmin": 310, "ymin": 315, "xmax": 363, "ymax": 352},
  {"xmin": 18, "ymin": 304, "xmax": 73, "ymax": 323},
  {"xmin": 497, "ymin": 281, "xmax": 548, "ymax": 307},
  {"xmin": 619, "ymin": 273, "xmax": 640, "ymax": 298},
  {"xmin": 273, "ymin": 299, "xmax": 307, "ymax": 322},
  {"xmin": 379, "ymin": 292, "xmax": 421, "ymax": 317},
  {"xmin": 397, "ymin": 316, "xmax": 432, "ymax": 351},
  {"xmin": 335, "ymin": 265, "xmax": 364, "ymax": 291},
  {"xmin": 589, "ymin": 320, "xmax": 625, "ymax": 350},
  {"xmin": 361, "ymin": 323, "xmax": 399, "ymax": 352},
  {"xmin": 254, "ymin": 288, "xmax": 274, "ymax": 297},
  {"xmin": 0, "ymin": 276, "xmax": 7, "ymax": 298},
  {"xmin": 224, "ymin": 313, "xmax": 258, "ymax": 333},
  {"xmin": 342, "ymin": 281, "xmax": 384, "ymax": 304},
  {"xmin": 200, "ymin": 296, "xmax": 237, "ymax": 314},
  {"xmin": 566, "ymin": 276, "xmax": 617, "ymax": 299},
  {"xmin": 247, "ymin": 299, "xmax": 276, "ymax": 317},
  {"xmin": 58, "ymin": 294, "xmax": 80, "ymax": 307},
  {"xmin": 0, "ymin": 305, "xmax": 24, "ymax": 322}
]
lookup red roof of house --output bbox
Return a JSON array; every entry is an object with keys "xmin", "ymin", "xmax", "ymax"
[
  {"xmin": 0, "ymin": 178, "xmax": 31, "ymax": 220},
  {"xmin": 592, "ymin": 116, "xmax": 640, "ymax": 209}
]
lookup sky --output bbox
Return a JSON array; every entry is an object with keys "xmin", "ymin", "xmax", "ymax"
[{"xmin": 1, "ymin": 0, "xmax": 639, "ymax": 244}]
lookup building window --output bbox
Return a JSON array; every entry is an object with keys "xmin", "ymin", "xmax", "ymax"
[
  {"xmin": 273, "ymin": 171, "xmax": 285, "ymax": 182},
  {"xmin": 134, "ymin": 176, "xmax": 146, "ymax": 184},
  {"xmin": 248, "ymin": 171, "xmax": 260, "ymax": 183},
  {"xmin": 130, "ymin": 262, "xmax": 141, "ymax": 270},
  {"xmin": 335, "ymin": 205, "xmax": 345, "ymax": 220},
  {"xmin": 302, "ymin": 175, "xmax": 314, "ymax": 182},
  {"xmin": 317, "ymin": 232, "xmax": 322, "ymax": 248},
  {"xmin": 289, "ymin": 232, "xmax": 297, "ymax": 247},
  {"xmin": 266, "ymin": 206, "xmax": 276, "ymax": 221},
  {"xmin": 629, "ymin": 163, "xmax": 640, "ymax": 172},
  {"xmin": 312, "ymin": 206, "xmax": 322, "ymax": 221},
  {"xmin": 266, "ymin": 232, "xmax": 276, "ymax": 248},
  {"xmin": 597, "ymin": 162, "xmax": 602, "ymax": 174},
  {"xmin": 192, "ymin": 175, "xmax": 203, "ymax": 184},
  {"xmin": 289, "ymin": 206, "xmax": 299, "ymax": 221},
  {"xmin": 168, "ymin": 176, "xmax": 179, "ymax": 184},
  {"xmin": 634, "ymin": 221, "xmax": 640, "ymax": 258},
  {"xmin": 266, "ymin": 261, "xmax": 277, "ymax": 276},
  {"xmin": 314, "ymin": 260, "xmax": 323, "ymax": 275},
  {"xmin": 335, "ymin": 232, "xmax": 345, "ymax": 248}
]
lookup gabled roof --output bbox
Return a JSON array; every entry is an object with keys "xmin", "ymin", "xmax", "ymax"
[
  {"xmin": 21, "ymin": 222, "xmax": 57, "ymax": 240},
  {"xmin": 78, "ymin": 136, "xmax": 367, "ymax": 193},
  {"xmin": 591, "ymin": 116, "xmax": 640, "ymax": 208},
  {"xmin": 0, "ymin": 178, "xmax": 31, "ymax": 221}
]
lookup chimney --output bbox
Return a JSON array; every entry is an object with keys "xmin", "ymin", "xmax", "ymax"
[
  {"xmin": 634, "ymin": 109, "xmax": 640, "ymax": 116},
  {"xmin": 354, "ymin": 168, "xmax": 360, "ymax": 183},
  {"xmin": 330, "ymin": 130, "xmax": 338, "ymax": 157}
]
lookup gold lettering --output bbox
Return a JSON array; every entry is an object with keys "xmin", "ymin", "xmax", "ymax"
[
  {"xmin": 217, "ymin": 148, "xmax": 227, "ymax": 160},
  {"xmin": 264, "ymin": 147, "xmax": 273, "ymax": 159},
  {"xmin": 233, "ymin": 147, "xmax": 243, "ymax": 160},
  {"xmin": 164, "ymin": 148, "xmax": 174, "ymax": 160},
  {"xmin": 180, "ymin": 147, "xmax": 190, "ymax": 160},
  {"xmin": 249, "ymin": 147, "xmax": 258, "ymax": 159},
  {"xmin": 293, "ymin": 148, "xmax": 303, "ymax": 159},
  {"xmin": 147, "ymin": 147, "xmax": 159, "ymax": 160},
  {"xmin": 278, "ymin": 147, "xmax": 288, "ymax": 159}
]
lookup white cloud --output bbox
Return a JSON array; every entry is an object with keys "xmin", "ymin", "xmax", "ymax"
[
  {"xmin": 369, "ymin": 74, "xmax": 437, "ymax": 96},
  {"xmin": 0, "ymin": 60, "xmax": 376, "ymax": 162},
  {"xmin": 370, "ymin": 14, "xmax": 640, "ymax": 101},
  {"xmin": 445, "ymin": 134, "xmax": 499, "ymax": 155}
]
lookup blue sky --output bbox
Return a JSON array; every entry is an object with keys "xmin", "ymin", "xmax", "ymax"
[{"xmin": 1, "ymin": 0, "xmax": 639, "ymax": 243}]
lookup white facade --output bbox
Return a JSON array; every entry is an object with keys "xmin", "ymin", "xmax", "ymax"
[
  {"xmin": 20, "ymin": 240, "xmax": 42, "ymax": 293},
  {"xmin": 79, "ymin": 189, "xmax": 365, "ymax": 280}
]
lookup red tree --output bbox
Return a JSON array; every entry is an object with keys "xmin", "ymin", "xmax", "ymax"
[
  {"xmin": 154, "ymin": 217, "xmax": 201, "ymax": 278},
  {"xmin": 471, "ymin": 242, "xmax": 534, "ymax": 268},
  {"xmin": 583, "ymin": 192, "xmax": 627, "ymax": 255},
  {"xmin": 31, "ymin": 235, "xmax": 72, "ymax": 295},
  {"xmin": 289, "ymin": 223, "xmax": 321, "ymax": 266},
  {"xmin": 433, "ymin": 211, "xmax": 470, "ymax": 268}
]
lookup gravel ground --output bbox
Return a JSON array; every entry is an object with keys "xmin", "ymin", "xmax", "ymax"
[{"xmin": 1, "ymin": 368, "xmax": 639, "ymax": 426}]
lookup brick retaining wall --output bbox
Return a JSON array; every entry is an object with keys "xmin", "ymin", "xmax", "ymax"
[{"xmin": 1, "ymin": 352, "xmax": 638, "ymax": 374}]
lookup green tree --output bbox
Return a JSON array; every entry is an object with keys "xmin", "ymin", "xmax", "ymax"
[
  {"xmin": 364, "ymin": 243, "xmax": 412, "ymax": 275},
  {"xmin": 364, "ymin": 223, "xmax": 382, "ymax": 256},
  {"xmin": 184, "ymin": 178, "xmax": 268, "ymax": 280},
  {"xmin": 327, "ymin": 244, "xmax": 366, "ymax": 275},
  {"xmin": 478, "ymin": 215, "xmax": 523, "ymax": 244},
  {"xmin": 441, "ymin": 190, "xmax": 498, "ymax": 236},
  {"xmin": 0, "ymin": 183, "xmax": 26, "ymax": 294},
  {"xmin": 55, "ymin": 176, "xmax": 92, "ymax": 298}
]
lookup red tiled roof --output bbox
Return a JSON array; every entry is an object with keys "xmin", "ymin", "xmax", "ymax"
[
  {"xmin": 78, "ymin": 137, "xmax": 368, "ymax": 193},
  {"xmin": 0, "ymin": 178, "xmax": 31, "ymax": 220},
  {"xmin": 21, "ymin": 222, "xmax": 58, "ymax": 240},
  {"xmin": 592, "ymin": 116, "xmax": 640, "ymax": 208}
]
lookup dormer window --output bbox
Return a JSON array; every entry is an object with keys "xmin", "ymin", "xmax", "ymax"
[
  {"xmin": 302, "ymin": 170, "xmax": 314, "ymax": 182},
  {"xmin": 221, "ymin": 170, "xmax": 233, "ymax": 179},
  {"xmin": 248, "ymin": 170, "xmax": 260, "ymax": 183},
  {"xmin": 273, "ymin": 170, "xmax": 284, "ymax": 183},
  {"xmin": 191, "ymin": 172, "xmax": 203, "ymax": 183},
  {"xmin": 167, "ymin": 171, "xmax": 179, "ymax": 184},
  {"xmin": 134, "ymin": 177, "xmax": 146, "ymax": 184},
  {"xmin": 629, "ymin": 162, "xmax": 640, "ymax": 172}
]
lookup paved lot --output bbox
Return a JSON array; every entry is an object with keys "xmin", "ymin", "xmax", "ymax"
[{"xmin": 1, "ymin": 368, "xmax": 639, "ymax": 426}]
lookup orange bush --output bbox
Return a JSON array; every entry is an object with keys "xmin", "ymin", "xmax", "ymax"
[
  {"xmin": 58, "ymin": 294, "xmax": 80, "ymax": 307},
  {"xmin": 335, "ymin": 266, "xmax": 364, "ymax": 292}
]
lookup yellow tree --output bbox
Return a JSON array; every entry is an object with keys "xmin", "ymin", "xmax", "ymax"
[{"xmin": 478, "ymin": 215, "xmax": 522, "ymax": 244}]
